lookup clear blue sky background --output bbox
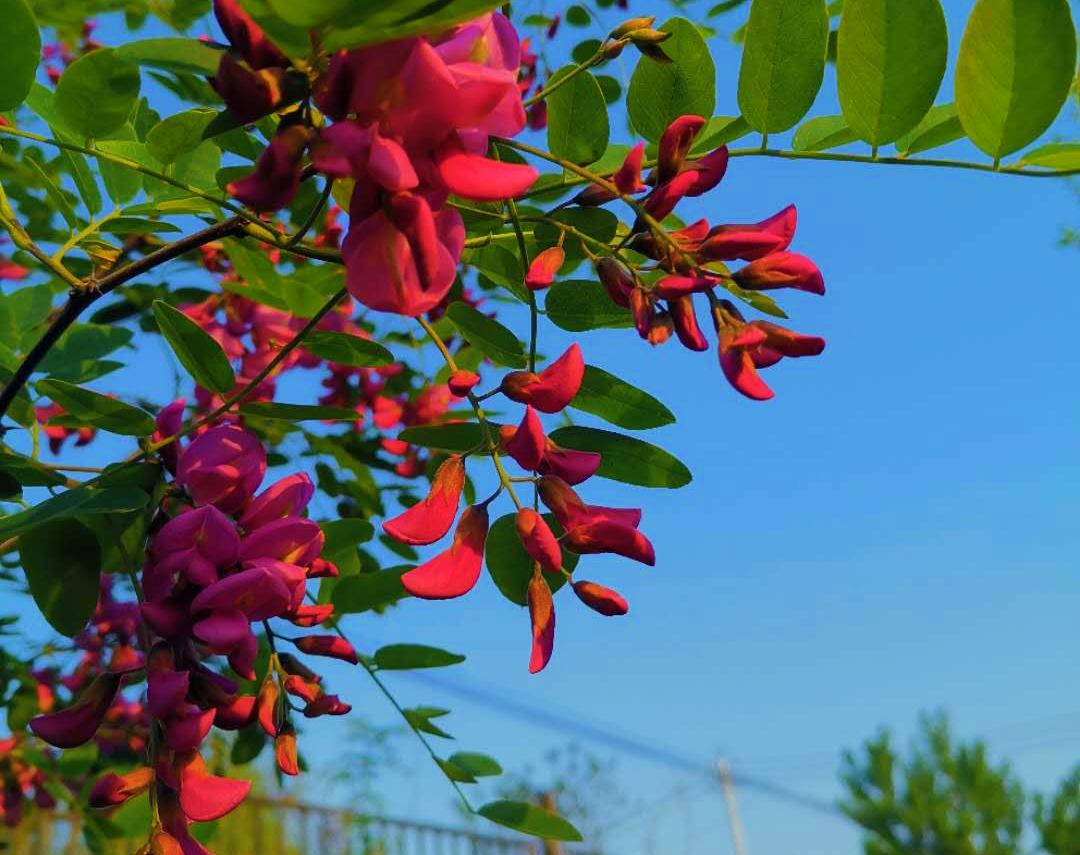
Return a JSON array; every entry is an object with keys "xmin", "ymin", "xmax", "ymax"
[{"xmin": 5, "ymin": 1, "xmax": 1080, "ymax": 853}]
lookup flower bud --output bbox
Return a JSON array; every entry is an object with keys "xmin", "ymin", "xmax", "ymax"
[
  {"xmin": 597, "ymin": 258, "xmax": 633, "ymax": 309},
  {"xmin": 527, "ymin": 572, "xmax": 556, "ymax": 674},
  {"xmin": 176, "ymin": 425, "xmax": 266, "ymax": 514},
  {"xmin": 500, "ymin": 344, "xmax": 584, "ymax": 414},
  {"xmin": 516, "ymin": 509, "xmax": 562, "ymax": 574},
  {"xmin": 448, "ymin": 370, "xmax": 480, "ymax": 397},
  {"xmin": 275, "ymin": 726, "xmax": 300, "ymax": 776},
  {"xmin": 572, "ymin": 580, "xmax": 629, "ymax": 616},
  {"xmin": 30, "ymin": 672, "xmax": 125, "ymax": 749},
  {"xmin": 525, "ymin": 246, "xmax": 565, "ymax": 291},
  {"xmin": 610, "ymin": 16, "xmax": 656, "ymax": 38},
  {"xmin": 293, "ymin": 635, "xmax": 360, "ymax": 665},
  {"xmin": 89, "ymin": 767, "xmax": 155, "ymax": 809}
]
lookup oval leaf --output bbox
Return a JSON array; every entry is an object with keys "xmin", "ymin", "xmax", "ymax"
[
  {"xmin": 955, "ymin": 0, "xmax": 1077, "ymax": 159},
  {"xmin": 628, "ymin": 17, "xmax": 716, "ymax": 142},
  {"xmin": 153, "ymin": 300, "xmax": 236, "ymax": 395},
  {"xmin": 894, "ymin": 102, "xmax": 964, "ymax": 155},
  {"xmin": 115, "ymin": 38, "xmax": 223, "ymax": 76},
  {"xmin": 548, "ymin": 426, "xmax": 692, "ymax": 488},
  {"xmin": 36, "ymin": 379, "xmax": 156, "ymax": 436},
  {"xmin": 546, "ymin": 64, "xmax": 610, "ymax": 165},
  {"xmin": 837, "ymin": 0, "xmax": 948, "ymax": 146},
  {"xmin": 397, "ymin": 422, "xmax": 490, "ymax": 453},
  {"xmin": 374, "ymin": 644, "xmax": 465, "ymax": 670},
  {"xmin": 0, "ymin": 487, "xmax": 150, "ymax": 541},
  {"xmin": 333, "ymin": 566, "xmax": 410, "ymax": 614},
  {"xmin": 55, "ymin": 48, "xmax": 142, "ymax": 139},
  {"xmin": 477, "ymin": 801, "xmax": 583, "ymax": 842},
  {"xmin": 302, "ymin": 331, "xmax": 394, "ymax": 367},
  {"xmin": 791, "ymin": 115, "xmax": 859, "ymax": 152},
  {"xmin": 0, "ymin": 0, "xmax": 41, "ymax": 111},
  {"xmin": 20, "ymin": 519, "xmax": 101, "ymax": 638},
  {"xmin": 546, "ymin": 280, "xmax": 633, "ymax": 332},
  {"xmin": 571, "ymin": 365, "xmax": 675, "ymax": 430},
  {"xmin": 738, "ymin": 0, "xmax": 830, "ymax": 134},
  {"xmin": 446, "ymin": 302, "xmax": 527, "ymax": 369},
  {"xmin": 448, "ymin": 752, "xmax": 502, "ymax": 778},
  {"xmin": 1018, "ymin": 142, "xmax": 1080, "ymax": 170}
]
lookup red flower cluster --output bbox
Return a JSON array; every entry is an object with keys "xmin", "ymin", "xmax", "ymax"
[
  {"xmin": 587, "ymin": 115, "xmax": 826, "ymax": 400},
  {"xmin": 214, "ymin": 0, "xmax": 537, "ymax": 316},
  {"xmin": 385, "ymin": 343, "xmax": 652, "ymax": 673},
  {"xmin": 28, "ymin": 422, "xmax": 358, "ymax": 854},
  {"xmin": 35, "ymin": 402, "xmax": 96, "ymax": 455}
]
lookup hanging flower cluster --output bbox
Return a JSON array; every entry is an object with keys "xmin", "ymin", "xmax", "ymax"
[
  {"xmin": 565, "ymin": 115, "xmax": 827, "ymax": 401},
  {"xmin": 27, "ymin": 420, "xmax": 359, "ymax": 854},
  {"xmin": 384, "ymin": 342, "xmax": 652, "ymax": 673},
  {"xmin": 214, "ymin": 0, "xmax": 538, "ymax": 317}
]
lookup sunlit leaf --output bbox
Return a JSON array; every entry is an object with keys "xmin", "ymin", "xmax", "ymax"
[
  {"xmin": 477, "ymin": 801, "xmax": 583, "ymax": 842},
  {"xmin": 0, "ymin": 0, "xmax": 40, "ymax": 111},
  {"xmin": 36, "ymin": 379, "xmax": 156, "ymax": 436},
  {"xmin": 55, "ymin": 48, "xmax": 142, "ymax": 139},
  {"xmin": 546, "ymin": 64, "xmax": 610, "ymax": 166},
  {"xmin": 374, "ymin": 644, "xmax": 465, "ymax": 670},
  {"xmin": 446, "ymin": 302, "xmax": 527, "ymax": 369},
  {"xmin": 548, "ymin": 426, "xmax": 692, "ymax": 488},
  {"xmin": 153, "ymin": 300, "xmax": 235, "ymax": 394}
]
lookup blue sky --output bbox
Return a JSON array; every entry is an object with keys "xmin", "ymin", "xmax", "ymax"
[{"xmin": 5, "ymin": 1, "xmax": 1080, "ymax": 853}]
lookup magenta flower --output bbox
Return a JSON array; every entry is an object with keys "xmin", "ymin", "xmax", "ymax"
[{"xmin": 176, "ymin": 425, "xmax": 266, "ymax": 514}]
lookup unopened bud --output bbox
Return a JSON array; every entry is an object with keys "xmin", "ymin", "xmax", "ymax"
[
  {"xmin": 626, "ymin": 27, "xmax": 672, "ymax": 45},
  {"xmin": 610, "ymin": 16, "xmax": 656, "ymax": 39},
  {"xmin": 602, "ymin": 38, "xmax": 628, "ymax": 59}
]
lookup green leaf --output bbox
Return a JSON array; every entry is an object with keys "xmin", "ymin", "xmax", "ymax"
[
  {"xmin": 692, "ymin": 115, "xmax": 755, "ymax": 152},
  {"xmin": 24, "ymin": 157, "xmax": 79, "ymax": 230},
  {"xmin": 446, "ymin": 302, "xmax": 527, "ymax": 369},
  {"xmin": 0, "ymin": 0, "xmax": 41, "ymax": 110},
  {"xmin": 403, "ymin": 706, "xmax": 453, "ymax": 738},
  {"xmin": 546, "ymin": 65, "xmax": 610, "ymax": 165},
  {"xmin": 230, "ymin": 724, "xmax": 266, "ymax": 766},
  {"xmin": 791, "ymin": 115, "xmax": 859, "ymax": 151},
  {"xmin": 546, "ymin": 280, "xmax": 633, "ymax": 332},
  {"xmin": 1017, "ymin": 142, "xmax": 1080, "ymax": 170},
  {"xmin": 894, "ymin": 102, "xmax": 964, "ymax": 155},
  {"xmin": 19, "ymin": 519, "xmax": 101, "ymax": 637},
  {"xmin": 448, "ymin": 752, "xmax": 502, "ymax": 778},
  {"xmin": 477, "ymin": 801, "xmax": 583, "ymax": 842},
  {"xmin": 321, "ymin": 518, "xmax": 375, "ymax": 552},
  {"xmin": 55, "ymin": 48, "xmax": 142, "ymax": 139},
  {"xmin": 955, "ymin": 0, "xmax": 1077, "ymax": 159},
  {"xmin": 628, "ymin": 17, "xmax": 716, "ymax": 141},
  {"xmin": 61, "ymin": 149, "xmax": 104, "ymax": 218},
  {"xmin": 95, "ymin": 141, "xmax": 149, "ymax": 205},
  {"xmin": 737, "ymin": 0, "xmax": 829, "ymax": 134},
  {"xmin": 0, "ymin": 451, "xmax": 66, "ymax": 489},
  {"xmin": 38, "ymin": 324, "xmax": 133, "ymax": 376},
  {"xmin": 238, "ymin": 402, "xmax": 359, "ymax": 421},
  {"xmin": 36, "ymin": 380, "xmax": 156, "ymax": 436},
  {"xmin": 332, "ymin": 566, "xmax": 410, "ymax": 614},
  {"xmin": 153, "ymin": 300, "xmax": 235, "ymax": 394},
  {"xmin": 301, "ymin": 331, "xmax": 393, "ymax": 367},
  {"xmin": 397, "ymin": 422, "xmax": 489, "ymax": 453},
  {"xmin": 485, "ymin": 513, "xmax": 573, "ymax": 606},
  {"xmin": 374, "ymin": 644, "xmax": 465, "ymax": 671},
  {"xmin": 115, "ymin": 38, "xmax": 223, "ymax": 76},
  {"xmin": 836, "ymin": 0, "xmax": 948, "ymax": 146},
  {"xmin": 571, "ymin": 365, "xmax": 675, "ymax": 430},
  {"xmin": 101, "ymin": 217, "xmax": 183, "ymax": 235},
  {"xmin": 548, "ymin": 426, "xmax": 692, "ymax": 488},
  {"xmin": 146, "ymin": 108, "xmax": 223, "ymax": 164}
]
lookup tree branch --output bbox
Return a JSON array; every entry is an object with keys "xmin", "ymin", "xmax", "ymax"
[{"xmin": 0, "ymin": 217, "xmax": 246, "ymax": 422}]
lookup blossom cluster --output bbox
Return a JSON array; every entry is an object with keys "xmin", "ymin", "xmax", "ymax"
[
  {"xmin": 27, "ymin": 419, "xmax": 358, "ymax": 854},
  {"xmin": 385, "ymin": 343, "xmax": 651, "ymax": 673},
  {"xmin": 213, "ymin": 0, "xmax": 538, "ymax": 317}
]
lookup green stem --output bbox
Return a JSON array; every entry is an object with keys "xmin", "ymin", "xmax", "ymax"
[
  {"xmin": 52, "ymin": 208, "xmax": 121, "ymax": 262},
  {"xmin": 522, "ymin": 52, "xmax": 604, "ymax": 108},
  {"xmin": 0, "ymin": 182, "xmax": 81, "ymax": 287},
  {"xmin": 416, "ymin": 316, "xmax": 523, "ymax": 510},
  {"xmin": 286, "ymin": 179, "xmax": 334, "ymax": 248}
]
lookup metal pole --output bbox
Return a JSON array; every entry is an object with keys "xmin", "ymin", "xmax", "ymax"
[{"xmin": 717, "ymin": 759, "xmax": 748, "ymax": 855}]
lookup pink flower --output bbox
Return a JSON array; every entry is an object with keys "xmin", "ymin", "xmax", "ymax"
[
  {"xmin": 538, "ymin": 476, "xmax": 655, "ymax": 566},
  {"xmin": 503, "ymin": 406, "xmax": 545, "ymax": 470},
  {"xmin": 238, "ymin": 473, "xmax": 315, "ymax": 530},
  {"xmin": 698, "ymin": 205, "xmax": 797, "ymax": 262},
  {"xmin": 176, "ymin": 425, "xmax": 266, "ymax": 514},
  {"xmin": 88, "ymin": 767, "xmax": 154, "ymax": 809},
  {"xmin": 527, "ymin": 572, "xmax": 555, "ymax": 673},
  {"xmin": 572, "ymin": 580, "xmax": 629, "ymax": 616},
  {"xmin": 733, "ymin": 251, "xmax": 825, "ymax": 295},
  {"xmin": 525, "ymin": 246, "xmax": 565, "ymax": 291},
  {"xmin": 516, "ymin": 508, "xmax": 562, "ymax": 574},
  {"xmin": 228, "ymin": 124, "xmax": 311, "ymax": 212},
  {"xmin": 500, "ymin": 344, "xmax": 584, "ymax": 413},
  {"xmin": 401, "ymin": 506, "xmax": 489, "ymax": 599},
  {"xmin": 293, "ymin": 635, "xmax": 360, "ymax": 665},
  {"xmin": 190, "ymin": 565, "xmax": 292, "ymax": 621},
  {"xmin": 148, "ymin": 506, "xmax": 240, "ymax": 594},
  {"xmin": 383, "ymin": 455, "xmax": 465, "ymax": 545},
  {"xmin": 30, "ymin": 673, "xmax": 124, "ymax": 748},
  {"xmin": 448, "ymin": 370, "xmax": 481, "ymax": 397},
  {"xmin": 178, "ymin": 751, "xmax": 251, "ymax": 822},
  {"xmin": 238, "ymin": 517, "xmax": 324, "ymax": 567},
  {"xmin": 212, "ymin": 0, "xmax": 288, "ymax": 70}
]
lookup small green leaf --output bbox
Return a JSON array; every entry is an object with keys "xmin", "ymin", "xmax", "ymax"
[
  {"xmin": 546, "ymin": 280, "xmax": 633, "ymax": 332},
  {"xmin": 836, "ymin": 0, "xmax": 948, "ymax": 146},
  {"xmin": 321, "ymin": 518, "xmax": 375, "ymax": 552},
  {"xmin": 738, "ymin": 0, "xmax": 829, "ymax": 134},
  {"xmin": 115, "ymin": 38, "xmax": 224, "ymax": 76},
  {"xmin": 692, "ymin": 115, "xmax": 755, "ymax": 152},
  {"xmin": 238, "ymin": 402, "xmax": 359, "ymax": 422},
  {"xmin": 955, "ymin": 0, "xmax": 1077, "ymax": 159},
  {"xmin": 628, "ymin": 18, "xmax": 716, "ymax": 142},
  {"xmin": 791, "ymin": 115, "xmax": 858, "ymax": 151},
  {"xmin": 0, "ymin": 486, "xmax": 148, "ymax": 548},
  {"xmin": 24, "ymin": 157, "xmax": 79, "ymax": 230},
  {"xmin": 19, "ymin": 519, "xmax": 102, "ymax": 637},
  {"xmin": 546, "ymin": 65, "xmax": 610, "ymax": 165},
  {"xmin": 477, "ymin": 801, "xmax": 583, "ymax": 842},
  {"xmin": 36, "ymin": 380, "xmax": 156, "ymax": 436},
  {"xmin": 374, "ymin": 644, "xmax": 465, "ymax": 670},
  {"xmin": 101, "ymin": 217, "xmax": 182, "ymax": 235},
  {"xmin": 571, "ymin": 365, "xmax": 675, "ymax": 430},
  {"xmin": 894, "ymin": 103, "xmax": 964, "ymax": 155},
  {"xmin": 230, "ymin": 724, "xmax": 266, "ymax": 765},
  {"xmin": 332, "ymin": 566, "xmax": 410, "ymax": 614},
  {"xmin": 38, "ymin": 324, "xmax": 133, "ymax": 376},
  {"xmin": 403, "ymin": 706, "xmax": 453, "ymax": 738},
  {"xmin": 320, "ymin": 0, "xmax": 505, "ymax": 51},
  {"xmin": 438, "ymin": 758, "xmax": 477, "ymax": 783},
  {"xmin": 0, "ymin": 451, "xmax": 66, "ymax": 489},
  {"xmin": 1017, "ymin": 142, "xmax": 1080, "ymax": 170},
  {"xmin": 0, "ymin": 0, "xmax": 41, "ymax": 111},
  {"xmin": 55, "ymin": 48, "xmax": 142, "ymax": 139},
  {"xmin": 485, "ymin": 513, "xmax": 574, "ymax": 606},
  {"xmin": 448, "ymin": 752, "xmax": 503, "ymax": 778},
  {"xmin": 446, "ymin": 302, "xmax": 527, "ymax": 369},
  {"xmin": 302, "ymin": 331, "xmax": 394, "ymax": 367},
  {"xmin": 146, "ymin": 108, "xmax": 222, "ymax": 164},
  {"xmin": 397, "ymin": 422, "xmax": 490, "ymax": 453},
  {"xmin": 548, "ymin": 426, "xmax": 692, "ymax": 488},
  {"xmin": 153, "ymin": 300, "xmax": 235, "ymax": 394}
]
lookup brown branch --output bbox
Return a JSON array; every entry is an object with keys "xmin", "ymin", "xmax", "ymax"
[{"xmin": 0, "ymin": 217, "xmax": 246, "ymax": 422}]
